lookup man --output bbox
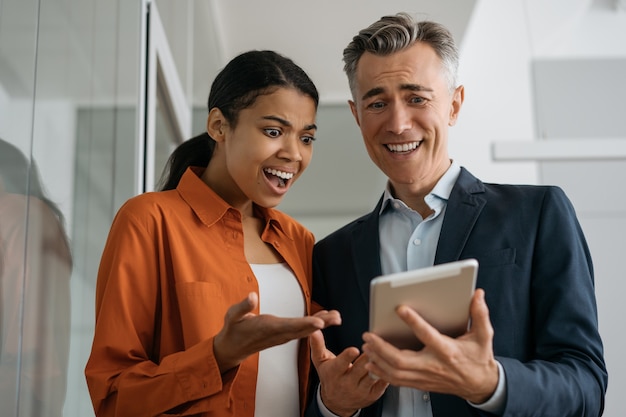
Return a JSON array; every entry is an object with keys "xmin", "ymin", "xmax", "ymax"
[{"xmin": 306, "ymin": 12, "xmax": 607, "ymax": 417}]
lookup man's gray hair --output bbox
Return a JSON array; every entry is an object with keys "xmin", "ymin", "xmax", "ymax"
[{"xmin": 343, "ymin": 12, "xmax": 459, "ymax": 97}]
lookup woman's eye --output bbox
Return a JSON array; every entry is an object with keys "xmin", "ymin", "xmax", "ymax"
[
  {"xmin": 301, "ymin": 136, "xmax": 316, "ymax": 145},
  {"xmin": 264, "ymin": 128, "xmax": 281, "ymax": 138}
]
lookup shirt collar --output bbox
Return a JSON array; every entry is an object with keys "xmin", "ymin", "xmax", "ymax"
[
  {"xmin": 176, "ymin": 167, "xmax": 288, "ymax": 236},
  {"xmin": 380, "ymin": 160, "xmax": 461, "ymax": 215}
]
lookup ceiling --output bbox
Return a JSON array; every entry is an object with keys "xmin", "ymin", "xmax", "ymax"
[
  {"xmin": 3, "ymin": 0, "xmax": 624, "ymax": 106},
  {"xmin": 0, "ymin": 0, "xmax": 478, "ymax": 105},
  {"xmin": 190, "ymin": 0, "xmax": 478, "ymax": 106}
]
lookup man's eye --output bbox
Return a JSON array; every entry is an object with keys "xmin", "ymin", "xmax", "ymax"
[
  {"xmin": 410, "ymin": 96, "xmax": 425, "ymax": 104},
  {"xmin": 369, "ymin": 101, "xmax": 385, "ymax": 110},
  {"xmin": 301, "ymin": 136, "xmax": 316, "ymax": 145},
  {"xmin": 264, "ymin": 128, "xmax": 281, "ymax": 138}
]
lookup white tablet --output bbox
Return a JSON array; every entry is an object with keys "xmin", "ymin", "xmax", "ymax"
[{"xmin": 369, "ymin": 258, "xmax": 478, "ymax": 350}]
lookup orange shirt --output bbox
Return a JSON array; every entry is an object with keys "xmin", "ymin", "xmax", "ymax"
[{"xmin": 84, "ymin": 167, "xmax": 315, "ymax": 417}]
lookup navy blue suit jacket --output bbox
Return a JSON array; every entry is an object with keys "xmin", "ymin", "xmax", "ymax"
[{"xmin": 308, "ymin": 168, "xmax": 607, "ymax": 417}]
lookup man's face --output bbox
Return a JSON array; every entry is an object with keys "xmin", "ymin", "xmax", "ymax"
[{"xmin": 349, "ymin": 41, "xmax": 463, "ymax": 197}]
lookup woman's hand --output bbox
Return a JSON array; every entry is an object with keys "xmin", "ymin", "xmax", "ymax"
[{"xmin": 213, "ymin": 292, "xmax": 341, "ymax": 373}]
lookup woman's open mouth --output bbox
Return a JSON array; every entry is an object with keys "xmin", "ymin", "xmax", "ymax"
[{"xmin": 263, "ymin": 168, "xmax": 294, "ymax": 188}]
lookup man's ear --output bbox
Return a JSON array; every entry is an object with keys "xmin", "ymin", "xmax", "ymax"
[
  {"xmin": 348, "ymin": 100, "xmax": 361, "ymax": 127},
  {"xmin": 448, "ymin": 85, "xmax": 464, "ymax": 126},
  {"xmin": 206, "ymin": 108, "xmax": 228, "ymax": 142}
]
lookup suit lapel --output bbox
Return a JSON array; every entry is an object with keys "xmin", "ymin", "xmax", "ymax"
[
  {"xmin": 435, "ymin": 168, "xmax": 486, "ymax": 264},
  {"xmin": 351, "ymin": 196, "xmax": 384, "ymax": 306}
]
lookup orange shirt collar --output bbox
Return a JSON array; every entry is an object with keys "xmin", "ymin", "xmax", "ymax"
[{"xmin": 177, "ymin": 166, "xmax": 290, "ymax": 238}]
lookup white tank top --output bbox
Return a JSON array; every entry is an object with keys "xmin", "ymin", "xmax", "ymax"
[{"xmin": 250, "ymin": 263, "xmax": 304, "ymax": 417}]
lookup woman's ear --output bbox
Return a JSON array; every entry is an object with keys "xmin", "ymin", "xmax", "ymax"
[{"xmin": 206, "ymin": 108, "xmax": 228, "ymax": 142}]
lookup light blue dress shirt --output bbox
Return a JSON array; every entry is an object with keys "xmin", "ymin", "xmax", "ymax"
[{"xmin": 318, "ymin": 161, "xmax": 505, "ymax": 417}]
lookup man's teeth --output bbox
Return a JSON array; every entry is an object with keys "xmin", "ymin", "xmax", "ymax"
[
  {"xmin": 386, "ymin": 142, "xmax": 420, "ymax": 152},
  {"xmin": 264, "ymin": 168, "xmax": 294, "ymax": 180}
]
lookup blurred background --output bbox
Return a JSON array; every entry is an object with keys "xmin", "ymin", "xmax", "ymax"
[{"xmin": 1, "ymin": 0, "xmax": 624, "ymax": 415}]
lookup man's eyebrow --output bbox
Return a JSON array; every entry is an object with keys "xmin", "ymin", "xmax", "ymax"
[
  {"xmin": 361, "ymin": 84, "xmax": 434, "ymax": 101},
  {"xmin": 401, "ymin": 83, "xmax": 434, "ymax": 93},
  {"xmin": 262, "ymin": 115, "xmax": 317, "ymax": 131},
  {"xmin": 361, "ymin": 87, "xmax": 385, "ymax": 101}
]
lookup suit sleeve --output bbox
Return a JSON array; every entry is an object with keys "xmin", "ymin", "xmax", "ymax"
[{"xmin": 498, "ymin": 187, "xmax": 607, "ymax": 417}]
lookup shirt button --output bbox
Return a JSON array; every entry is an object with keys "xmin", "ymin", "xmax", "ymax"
[
  {"xmin": 413, "ymin": 238, "xmax": 421, "ymax": 245},
  {"xmin": 422, "ymin": 392, "xmax": 430, "ymax": 402},
  {"xmin": 246, "ymin": 276, "xmax": 252, "ymax": 282},
  {"xmin": 274, "ymin": 241, "xmax": 280, "ymax": 247}
]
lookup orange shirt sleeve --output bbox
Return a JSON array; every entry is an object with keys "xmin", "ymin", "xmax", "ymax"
[{"xmin": 84, "ymin": 200, "xmax": 237, "ymax": 417}]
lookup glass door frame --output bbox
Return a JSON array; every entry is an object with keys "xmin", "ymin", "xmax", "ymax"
[{"xmin": 137, "ymin": 0, "xmax": 191, "ymax": 193}]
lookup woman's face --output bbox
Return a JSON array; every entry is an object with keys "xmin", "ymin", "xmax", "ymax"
[{"xmin": 205, "ymin": 87, "xmax": 317, "ymax": 212}]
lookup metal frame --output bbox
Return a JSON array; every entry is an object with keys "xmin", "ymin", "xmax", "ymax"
[{"xmin": 137, "ymin": 0, "xmax": 191, "ymax": 193}]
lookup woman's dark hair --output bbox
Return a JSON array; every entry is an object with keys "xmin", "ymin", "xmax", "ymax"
[
  {"xmin": 0, "ymin": 138, "xmax": 65, "ymax": 224},
  {"xmin": 158, "ymin": 50, "xmax": 319, "ymax": 191},
  {"xmin": 0, "ymin": 139, "xmax": 72, "ymax": 276}
]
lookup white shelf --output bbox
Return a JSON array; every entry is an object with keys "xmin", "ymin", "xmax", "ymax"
[{"xmin": 492, "ymin": 138, "xmax": 626, "ymax": 161}]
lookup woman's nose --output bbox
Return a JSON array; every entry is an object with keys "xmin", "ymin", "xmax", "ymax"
[{"xmin": 277, "ymin": 137, "xmax": 303, "ymax": 162}]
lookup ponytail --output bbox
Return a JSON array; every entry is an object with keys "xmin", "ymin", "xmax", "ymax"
[{"xmin": 157, "ymin": 132, "xmax": 215, "ymax": 191}]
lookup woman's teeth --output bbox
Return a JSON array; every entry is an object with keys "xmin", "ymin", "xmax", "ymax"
[
  {"xmin": 386, "ymin": 142, "xmax": 420, "ymax": 153},
  {"xmin": 264, "ymin": 168, "xmax": 294, "ymax": 180},
  {"xmin": 264, "ymin": 168, "xmax": 294, "ymax": 188}
]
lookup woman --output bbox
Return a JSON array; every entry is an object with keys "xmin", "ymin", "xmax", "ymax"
[{"xmin": 84, "ymin": 50, "xmax": 340, "ymax": 417}]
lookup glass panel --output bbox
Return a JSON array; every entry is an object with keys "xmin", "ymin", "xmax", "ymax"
[
  {"xmin": 154, "ymin": 93, "xmax": 179, "ymax": 189},
  {"xmin": 1, "ymin": 0, "xmax": 142, "ymax": 416},
  {"xmin": 153, "ymin": 0, "xmax": 193, "ymax": 104},
  {"xmin": 147, "ymin": 1, "xmax": 192, "ymax": 191},
  {"xmin": 1, "ymin": 0, "xmax": 49, "ymax": 415}
]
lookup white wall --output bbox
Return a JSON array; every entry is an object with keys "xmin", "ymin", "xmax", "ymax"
[
  {"xmin": 455, "ymin": 1, "xmax": 626, "ymax": 416},
  {"xmin": 453, "ymin": 0, "xmax": 539, "ymax": 185}
]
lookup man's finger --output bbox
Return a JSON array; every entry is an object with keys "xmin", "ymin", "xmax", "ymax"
[
  {"xmin": 334, "ymin": 346, "xmax": 362, "ymax": 369},
  {"xmin": 395, "ymin": 305, "xmax": 443, "ymax": 349},
  {"xmin": 468, "ymin": 289, "xmax": 494, "ymax": 343},
  {"xmin": 310, "ymin": 330, "xmax": 333, "ymax": 365}
]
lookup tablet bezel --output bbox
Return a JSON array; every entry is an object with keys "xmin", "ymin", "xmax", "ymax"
[{"xmin": 369, "ymin": 258, "xmax": 478, "ymax": 350}]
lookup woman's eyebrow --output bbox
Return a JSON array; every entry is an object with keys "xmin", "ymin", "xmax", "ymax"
[{"xmin": 262, "ymin": 115, "xmax": 317, "ymax": 131}]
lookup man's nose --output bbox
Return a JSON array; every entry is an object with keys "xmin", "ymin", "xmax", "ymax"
[{"xmin": 386, "ymin": 103, "xmax": 412, "ymax": 135}]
